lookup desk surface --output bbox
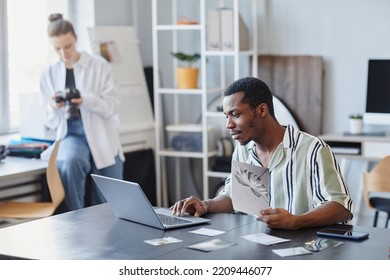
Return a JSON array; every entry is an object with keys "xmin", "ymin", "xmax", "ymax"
[
  {"xmin": 0, "ymin": 156, "xmax": 47, "ymax": 180},
  {"xmin": 0, "ymin": 203, "xmax": 388, "ymax": 260}
]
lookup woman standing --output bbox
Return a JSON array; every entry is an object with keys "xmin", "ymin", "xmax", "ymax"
[{"xmin": 40, "ymin": 14, "xmax": 124, "ymax": 211}]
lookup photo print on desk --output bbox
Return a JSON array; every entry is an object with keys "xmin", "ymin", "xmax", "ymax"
[
  {"xmin": 186, "ymin": 239, "xmax": 237, "ymax": 252},
  {"xmin": 144, "ymin": 237, "xmax": 183, "ymax": 246}
]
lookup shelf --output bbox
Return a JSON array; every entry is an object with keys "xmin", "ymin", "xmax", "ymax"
[
  {"xmin": 155, "ymin": 24, "xmax": 201, "ymax": 31},
  {"xmin": 207, "ymin": 170, "xmax": 230, "ymax": 178},
  {"xmin": 205, "ymin": 50, "xmax": 257, "ymax": 56},
  {"xmin": 153, "ymin": 0, "xmax": 258, "ymax": 206},
  {"xmin": 158, "ymin": 148, "xmax": 217, "ymax": 158},
  {"xmin": 166, "ymin": 124, "xmax": 217, "ymax": 132},
  {"xmin": 157, "ymin": 87, "xmax": 223, "ymax": 95},
  {"xmin": 206, "ymin": 111, "xmax": 224, "ymax": 118},
  {"xmin": 166, "ymin": 124, "xmax": 202, "ymax": 132},
  {"xmin": 157, "ymin": 88, "xmax": 203, "ymax": 95}
]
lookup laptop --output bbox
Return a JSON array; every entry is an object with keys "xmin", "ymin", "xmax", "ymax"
[{"xmin": 91, "ymin": 174, "xmax": 211, "ymax": 230}]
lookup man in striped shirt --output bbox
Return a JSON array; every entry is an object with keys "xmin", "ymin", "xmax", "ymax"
[{"xmin": 171, "ymin": 77, "xmax": 353, "ymax": 229}]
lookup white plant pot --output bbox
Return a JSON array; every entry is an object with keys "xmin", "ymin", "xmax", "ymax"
[{"xmin": 349, "ymin": 119, "xmax": 363, "ymax": 134}]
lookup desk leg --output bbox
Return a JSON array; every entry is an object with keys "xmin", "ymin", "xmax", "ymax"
[
  {"xmin": 161, "ymin": 157, "xmax": 169, "ymax": 207},
  {"xmin": 175, "ymin": 158, "xmax": 181, "ymax": 203},
  {"xmin": 352, "ymin": 160, "xmax": 369, "ymax": 225},
  {"xmin": 338, "ymin": 157, "xmax": 350, "ymax": 178},
  {"xmin": 337, "ymin": 158, "xmax": 368, "ymax": 225}
]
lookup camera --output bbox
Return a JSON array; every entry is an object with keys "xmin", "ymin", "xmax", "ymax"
[
  {"xmin": 0, "ymin": 144, "xmax": 6, "ymax": 161},
  {"xmin": 54, "ymin": 87, "xmax": 80, "ymax": 103},
  {"xmin": 54, "ymin": 88, "xmax": 81, "ymax": 119}
]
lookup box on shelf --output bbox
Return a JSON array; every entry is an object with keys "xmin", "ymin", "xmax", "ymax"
[
  {"xmin": 207, "ymin": 9, "xmax": 221, "ymax": 50},
  {"xmin": 207, "ymin": 8, "xmax": 249, "ymax": 51},
  {"xmin": 221, "ymin": 8, "xmax": 249, "ymax": 51},
  {"xmin": 166, "ymin": 124, "xmax": 217, "ymax": 152}
]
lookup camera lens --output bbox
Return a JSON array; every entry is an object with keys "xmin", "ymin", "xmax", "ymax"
[{"xmin": 64, "ymin": 88, "xmax": 80, "ymax": 119}]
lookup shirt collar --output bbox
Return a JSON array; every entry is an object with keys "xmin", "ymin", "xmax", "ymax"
[
  {"xmin": 246, "ymin": 124, "xmax": 296, "ymax": 153},
  {"xmin": 246, "ymin": 141, "xmax": 256, "ymax": 152},
  {"xmin": 55, "ymin": 51, "xmax": 90, "ymax": 69},
  {"xmin": 246, "ymin": 124, "xmax": 297, "ymax": 170},
  {"xmin": 282, "ymin": 124, "xmax": 298, "ymax": 149},
  {"xmin": 74, "ymin": 51, "xmax": 90, "ymax": 68}
]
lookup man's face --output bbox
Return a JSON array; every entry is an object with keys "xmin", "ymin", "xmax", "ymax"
[{"xmin": 223, "ymin": 91, "xmax": 259, "ymax": 145}]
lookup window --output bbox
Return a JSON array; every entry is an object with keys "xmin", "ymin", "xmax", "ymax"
[{"xmin": 0, "ymin": 0, "xmax": 68, "ymax": 134}]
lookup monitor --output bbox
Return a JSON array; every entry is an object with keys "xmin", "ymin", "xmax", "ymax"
[{"xmin": 364, "ymin": 59, "xmax": 390, "ymax": 125}]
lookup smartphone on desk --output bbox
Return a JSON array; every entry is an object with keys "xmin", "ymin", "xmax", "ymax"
[{"xmin": 317, "ymin": 228, "xmax": 369, "ymax": 241}]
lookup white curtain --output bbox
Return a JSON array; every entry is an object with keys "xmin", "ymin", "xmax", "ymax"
[
  {"xmin": 0, "ymin": 0, "xmax": 76, "ymax": 134},
  {"xmin": 0, "ymin": 0, "xmax": 10, "ymax": 133}
]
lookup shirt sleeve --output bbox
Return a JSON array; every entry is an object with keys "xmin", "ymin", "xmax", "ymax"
[
  {"xmin": 312, "ymin": 145, "xmax": 353, "ymax": 214},
  {"xmin": 81, "ymin": 58, "xmax": 120, "ymax": 119},
  {"xmin": 40, "ymin": 67, "xmax": 64, "ymax": 130}
]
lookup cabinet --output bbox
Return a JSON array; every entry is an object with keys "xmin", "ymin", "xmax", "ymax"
[
  {"xmin": 152, "ymin": 0, "xmax": 258, "ymax": 207},
  {"xmin": 320, "ymin": 133, "xmax": 390, "ymax": 161}
]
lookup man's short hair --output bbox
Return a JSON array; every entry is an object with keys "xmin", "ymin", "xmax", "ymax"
[{"xmin": 224, "ymin": 77, "xmax": 275, "ymax": 117}]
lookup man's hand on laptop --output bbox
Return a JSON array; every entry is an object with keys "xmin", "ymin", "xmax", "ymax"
[{"xmin": 171, "ymin": 196, "xmax": 208, "ymax": 217}]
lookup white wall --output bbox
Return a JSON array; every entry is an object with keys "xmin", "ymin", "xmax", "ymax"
[
  {"xmin": 92, "ymin": 0, "xmax": 390, "ymax": 222},
  {"xmin": 92, "ymin": 0, "xmax": 390, "ymax": 133},
  {"xmin": 125, "ymin": 0, "xmax": 390, "ymax": 134},
  {"xmin": 68, "ymin": 0, "xmax": 95, "ymax": 54},
  {"xmin": 258, "ymin": 0, "xmax": 390, "ymax": 134},
  {"xmin": 94, "ymin": 0, "xmax": 153, "ymax": 67}
]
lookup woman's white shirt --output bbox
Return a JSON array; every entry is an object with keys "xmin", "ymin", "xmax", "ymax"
[{"xmin": 40, "ymin": 51, "xmax": 124, "ymax": 169}]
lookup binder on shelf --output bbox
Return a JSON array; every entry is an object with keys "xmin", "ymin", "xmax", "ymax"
[
  {"xmin": 207, "ymin": 9, "xmax": 221, "ymax": 50},
  {"xmin": 221, "ymin": 9, "xmax": 249, "ymax": 51}
]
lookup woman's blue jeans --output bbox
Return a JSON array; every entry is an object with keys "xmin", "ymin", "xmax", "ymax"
[{"xmin": 56, "ymin": 119, "xmax": 123, "ymax": 211}]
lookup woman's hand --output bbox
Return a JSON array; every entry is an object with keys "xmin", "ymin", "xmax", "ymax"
[
  {"xmin": 70, "ymin": 97, "xmax": 83, "ymax": 105},
  {"xmin": 50, "ymin": 95, "xmax": 65, "ymax": 109}
]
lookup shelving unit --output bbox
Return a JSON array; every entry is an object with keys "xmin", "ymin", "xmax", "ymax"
[{"xmin": 152, "ymin": 0, "xmax": 258, "ymax": 207}]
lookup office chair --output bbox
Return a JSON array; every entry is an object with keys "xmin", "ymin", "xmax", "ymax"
[
  {"xmin": 363, "ymin": 156, "xmax": 390, "ymax": 228},
  {"xmin": 0, "ymin": 140, "xmax": 65, "ymax": 218}
]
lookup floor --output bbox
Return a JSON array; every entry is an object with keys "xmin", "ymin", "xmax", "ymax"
[{"xmin": 356, "ymin": 212, "xmax": 388, "ymax": 228}]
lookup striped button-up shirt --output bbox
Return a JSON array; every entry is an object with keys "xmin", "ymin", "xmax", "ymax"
[{"xmin": 220, "ymin": 125, "xmax": 353, "ymax": 217}]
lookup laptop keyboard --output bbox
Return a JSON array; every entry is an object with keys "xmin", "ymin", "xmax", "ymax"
[{"xmin": 157, "ymin": 213, "xmax": 192, "ymax": 225}]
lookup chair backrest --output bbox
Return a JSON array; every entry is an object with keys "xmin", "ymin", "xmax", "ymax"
[
  {"xmin": 46, "ymin": 140, "xmax": 65, "ymax": 208},
  {"xmin": 363, "ymin": 155, "xmax": 390, "ymax": 208}
]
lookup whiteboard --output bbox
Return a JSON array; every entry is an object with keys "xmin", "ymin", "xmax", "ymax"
[{"xmin": 88, "ymin": 26, "xmax": 154, "ymax": 135}]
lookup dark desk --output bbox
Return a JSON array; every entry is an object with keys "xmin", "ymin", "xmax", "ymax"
[
  {"xmin": 159, "ymin": 220, "xmax": 389, "ymax": 260},
  {"xmin": 0, "ymin": 203, "xmax": 388, "ymax": 260}
]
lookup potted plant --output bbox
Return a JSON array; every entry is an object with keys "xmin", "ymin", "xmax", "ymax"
[
  {"xmin": 348, "ymin": 113, "xmax": 363, "ymax": 134},
  {"xmin": 170, "ymin": 51, "xmax": 201, "ymax": 89}
]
